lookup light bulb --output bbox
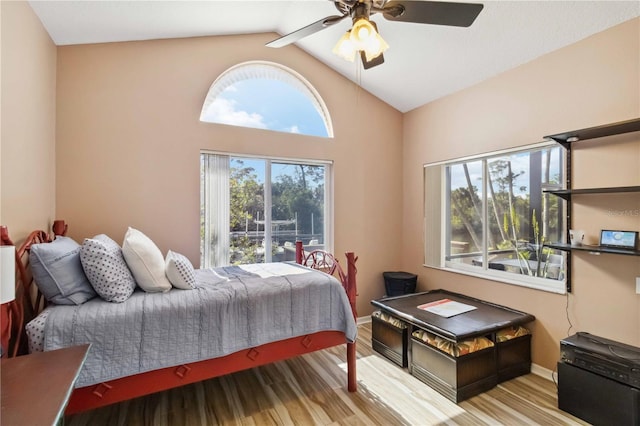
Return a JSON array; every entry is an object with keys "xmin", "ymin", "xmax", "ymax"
[
  {"xmin": 356, "ymin": 26, "xmax": 370, "ymax": 41},
  {"xmin": 350, "ymin": 18, "xmax": 376, "ymax": 49}
]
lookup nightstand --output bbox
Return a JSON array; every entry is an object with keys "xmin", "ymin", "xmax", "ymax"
[{"xmin": 1, "ymin": 344, "xmax": 90, "ymax": 424}]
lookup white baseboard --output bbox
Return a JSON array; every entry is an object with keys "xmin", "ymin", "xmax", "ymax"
[
  {"xmin": 357, "ymin": 315, "xmax": 371, "ymax": 325},
  {"xmin": 531, "ymin": 363, "xmax": 557, "ymax": 383}
]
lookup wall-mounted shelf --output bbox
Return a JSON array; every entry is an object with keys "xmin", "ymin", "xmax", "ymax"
[
  {"xmin": 544, "ymin": 118, "xmax": 640, "ymax": 148},
  {"xmin": 543, "ymin": 117, "xmax": 640, "ymax": 293},
  {"xmin": 543, "ymin": 185, "xmax": 640, "ymax": 200},
  {"xmin": 545, "ymin": 243, "xmax": 640, "ymax": 257}
]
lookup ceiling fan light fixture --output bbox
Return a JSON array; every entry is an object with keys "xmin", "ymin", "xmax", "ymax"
[
  {"xmin": 332, "ymin": 30, "xmax": 357, "ymax": 62},
  {"xmin": 334, "ymin": 18, "xmax": 388, "ymax": 63}
]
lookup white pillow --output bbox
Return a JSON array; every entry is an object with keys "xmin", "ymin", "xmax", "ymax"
[
  {"xmin": 121, "ymin": 227, "xmax": 172, "ymax": 293},
  {"xmin": 165, "ymin": 250, "xmax": 197, "ymax": 290}
]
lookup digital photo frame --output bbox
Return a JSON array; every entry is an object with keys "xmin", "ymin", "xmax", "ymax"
[{"xmin": 599, "ymin": 230, "xmax": 638, "ymax": 250}]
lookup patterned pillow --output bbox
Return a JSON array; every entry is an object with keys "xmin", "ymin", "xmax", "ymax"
[
  {"xmin": 165, "ymin": 250, "xmax": 197, "ymax": 290},
  {"xmin": 80, "ymin": 234, "xmax": 137, "ymax": 303},
  {"xmin": 29, "ymin": 236, "xmax": 97, "ymax": 305},
  {"xmin": 122, "ymin": 227, "xmax": 172, "ymax": 293}
]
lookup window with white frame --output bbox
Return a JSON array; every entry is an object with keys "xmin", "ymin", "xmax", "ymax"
[
  {"xmin": 200, "ymin": 61, "xmax": 333, "ymax": 138},
  {"xmin": 201, "ymin": 153, "xmax": 332, "ymax": 267},
  {"xmin": 424, "ymin": 142, "xmax": 567, "ymax": 293}
]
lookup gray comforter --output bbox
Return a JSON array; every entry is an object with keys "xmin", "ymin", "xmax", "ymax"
[{"xmin": 43, "ymin": 263, "xmax": 357, "ymax": 388}]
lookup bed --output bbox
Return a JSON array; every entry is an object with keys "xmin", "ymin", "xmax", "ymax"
[{"xmin": 1, "ymin": 221, "xmax": 358, "ymax": 415}]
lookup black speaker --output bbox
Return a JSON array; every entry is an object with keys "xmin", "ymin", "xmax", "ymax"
[{"xmin": 558, "ymin": 362, "xmax": 640, "ymax": 425}]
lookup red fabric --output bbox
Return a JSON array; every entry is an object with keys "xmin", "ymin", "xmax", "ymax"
[{"xmin": 1, "ymin": 302, "xmax": 12, "ymax": 358}]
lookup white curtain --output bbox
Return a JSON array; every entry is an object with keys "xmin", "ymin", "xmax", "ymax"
[
  {"xmin": 202, "ymin": 154, "xmax": 230, "ymax": 267},
  {"xmin": 424, "ymin": 164, "xmax": 443, "ymax": 268}
]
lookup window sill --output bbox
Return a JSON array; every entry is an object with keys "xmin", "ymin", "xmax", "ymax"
[{"xmin": 422, "ymin": 263, "xmax": 567, "ymax": 295}]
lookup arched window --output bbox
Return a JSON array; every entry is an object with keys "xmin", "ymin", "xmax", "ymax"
[{"xmin": 200, "ymin": 61, "xmax": 333, "ymax": 138}]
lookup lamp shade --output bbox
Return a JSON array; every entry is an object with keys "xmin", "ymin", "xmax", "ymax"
[
  {"xmin": 333, "ymin": 31, "xmax": 357, "ymax": 62},
  {"xmin": 0, "ymin": 245, "xmax": 15, "ymax": 304}
]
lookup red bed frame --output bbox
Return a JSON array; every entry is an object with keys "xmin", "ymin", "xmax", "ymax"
[{"xmin": 0, "ymin": 221, "xmax": 358, "ymax": 415}]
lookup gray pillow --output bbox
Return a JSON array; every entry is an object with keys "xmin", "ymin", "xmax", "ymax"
[
  {"xmin": 29, "ymin": 236, "xmax": 97, "ymax": 305},
  {"xmin": 80, "ymin": 234, "xmax": 137, "ymax": 303}
]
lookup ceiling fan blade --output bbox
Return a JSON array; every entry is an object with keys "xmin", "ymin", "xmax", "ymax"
[
  {"xmin": 361, "ymin": 52, "xmax": 385, "ymax": 70},
  {"xmin": 382, "ymin": 1, "xmax": 483, "ymax": 27},
  {"xmin": 266, "ymin": 14, "xmax": 348, "ymax": 48}
]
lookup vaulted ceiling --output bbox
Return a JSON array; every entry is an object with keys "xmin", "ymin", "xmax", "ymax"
[{"xmin": 29, "ymin": 1, "xmax": 640, "ymax": 112}]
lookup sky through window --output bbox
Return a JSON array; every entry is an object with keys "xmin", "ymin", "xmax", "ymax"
[{"xmin": 200, "ymin": 63, "xmax": 331, "ymax": 137}]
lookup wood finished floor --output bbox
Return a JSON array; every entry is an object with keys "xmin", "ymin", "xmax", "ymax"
[{"xmin": 66, "ymin": 322, "xmax": 588, "ymax": 425}]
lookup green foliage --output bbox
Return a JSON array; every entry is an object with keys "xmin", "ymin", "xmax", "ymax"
[
  {"xmin": 229, "ymin": 161, "xmax": 325, "ymax": 263},
  {"xmin": 230, "ymin": 161, "xmax": 263, "ymax": 230},
  {"xmin": 230, "ymin": 235, "xmax": 259, "ymax": 265},
  {"xmin": 450, "ymin": 186, "xmax": 482, "ymax": 250},
  {"xmin": 271, "ymin": 165, "xmax": 324, "ymax": 235}
]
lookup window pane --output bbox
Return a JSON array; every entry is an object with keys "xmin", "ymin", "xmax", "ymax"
[
  {"xmin": 486, "ymin": 152, "xmax": 535, "ymax": 276},
  {"xmin": 202, "ymin": 153, "xmax": 331, "ymax": 267},
  {"xmin": 205, "ymin": 79, "xmax": 329, "ymax": 137},
  {"xmin": 540, "ymin": 147, "xmax": 564, "ymax": 247},
  {"xmin": 446, "ymin": 160, "xmax": 483, "ymax": 268},
  {"xmin": 271, "ymin": 163, "xmax": 325, "ymax": 260},
  {"xmin": 229, "ymin": 158, "xmax": 265, "ymax": 264},
  {"xmin": 485, "ymin": 147, "xmax": 564, "ymax": 279}
]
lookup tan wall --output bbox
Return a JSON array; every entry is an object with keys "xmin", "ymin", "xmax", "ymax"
[
  {"xmin": 1, "ymin": 1, "xmax": 57, "ymax": 242},
  {"xmin": 55, "ymin": 33, "xmax": 404, "ymax": 316},
  {"xmin": 402, "ymin": 18, "xmax": 640, "ymax": 371}
]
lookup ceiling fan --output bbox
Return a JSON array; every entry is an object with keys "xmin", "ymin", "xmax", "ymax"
[{"xmin": 266, "ymin": 0, "xmax": 484, "ymax": 70}]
